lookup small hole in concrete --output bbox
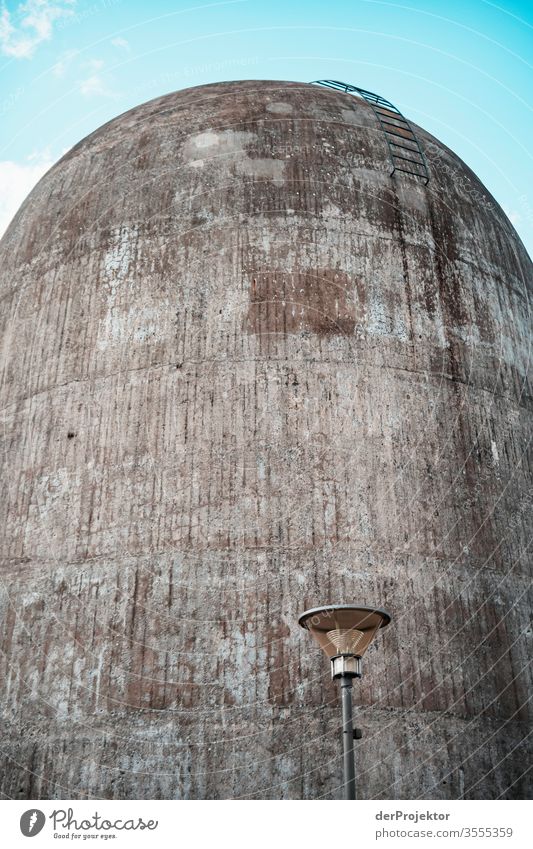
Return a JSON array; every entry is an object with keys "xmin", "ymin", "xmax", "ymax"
[{"xmin": 67, "ymin": 432, "xmax": 76, "ymax": 439}]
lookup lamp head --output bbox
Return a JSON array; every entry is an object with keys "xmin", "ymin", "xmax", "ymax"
[{"xmin": 298, "ymin": 604, "xmax": 391, "ymax": 678}]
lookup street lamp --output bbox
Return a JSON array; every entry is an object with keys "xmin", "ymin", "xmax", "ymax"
[{"xmin": 298, "ymin": 604, "xmax": 391, "ymax": 800}]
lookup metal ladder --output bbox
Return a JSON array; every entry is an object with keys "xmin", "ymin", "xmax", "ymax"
[{"xmin": 312, "ymin": 80, "xmax": 430, "ymax": 185}]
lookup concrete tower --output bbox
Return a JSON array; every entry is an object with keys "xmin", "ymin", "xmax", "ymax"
[{"xmin": 0, "ymin": 80, "xmax": 531, "ymax": 800}]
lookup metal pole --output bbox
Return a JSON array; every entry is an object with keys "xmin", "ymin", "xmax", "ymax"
[{"xmin": 340, "ymin": 674, "xmax": 356, "ymax": 800}]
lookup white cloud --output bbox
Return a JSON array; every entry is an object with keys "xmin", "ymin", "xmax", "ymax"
[
  {"xmin": 111, "ymin": 36, "xmax": 129, "ymax": 50},
  {"xmin": 0, "ymin": 0, "xmax": 75, "ymax": 59},
  {"xmin": 79, "ymin": 58, "xmax": 114, "ymax": 97},
  {"xmin": 0, "ymin": 151, "xmax": 56, "ymax": 238},
  {"xmin": 52, "ymin": 46, "xmax": 77, "ymax": 76},
  {"xmin": 86, "ymin": 57, "xmax": 104, "ymax": 71},
  {"xmin": 79, "ymin": 74, "xmax": 106, "ymax": 96}
]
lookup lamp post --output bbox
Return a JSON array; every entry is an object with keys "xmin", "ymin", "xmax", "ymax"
[{"xmin": 298, "ymin": 604, "xmax": 391, "ymax": 800}]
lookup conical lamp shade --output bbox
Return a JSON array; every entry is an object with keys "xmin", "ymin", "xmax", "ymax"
[{"xmin": 298, "ymin": 605, "xmax": 391, "ymax": 659}]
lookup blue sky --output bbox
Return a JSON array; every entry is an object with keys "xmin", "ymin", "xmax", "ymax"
[{"xmin": 0, "ymin": 0, "xmax": 532, "ymax": 255}]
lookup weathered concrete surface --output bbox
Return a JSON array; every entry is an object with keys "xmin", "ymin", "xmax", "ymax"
[{"xmin": 0, "ymin": 80, "xmax": 531, "ymax": 800}]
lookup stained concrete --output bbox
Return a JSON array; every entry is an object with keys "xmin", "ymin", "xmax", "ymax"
[{"xmin": 0, "ymin": 80, "xmax": 531, "ymax": 799}]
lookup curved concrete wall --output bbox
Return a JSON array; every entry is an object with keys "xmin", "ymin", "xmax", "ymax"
[{"xmin": 0, "ymin": 80, "xmax": 531, "ymax": 799}]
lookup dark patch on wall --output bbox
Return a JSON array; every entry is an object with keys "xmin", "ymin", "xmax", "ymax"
[{"xmin": 246, "ymin": 268, "xmax": 356, "ymax": 337}]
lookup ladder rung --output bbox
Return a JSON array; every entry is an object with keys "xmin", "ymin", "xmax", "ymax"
[
  {"xmin": 393, "ymin": 154, "xmax": 426, "ymax": 167},
  {"xmin": 380, "ymin": 117, "xmax": 410, "ymax": 128},
  {"xmin": 394, "ymin": 167, "xmax": 427, "ymax": 178},
  {"xmin": 389, "ymin": 141, "xmax": 421, "ymax": 153},
  {"xmin": 396, "ymin": 167, "xmax": 429, "ymax": 180},
  {"xmin": 374, "ymin": 106, "xmax": 402, "ymax": 117},
  {"xmin": 381, "ymin": 121, "xmax": 411, "ymax": 133},
  {"xmin": 368, "ymin": 100, "xmax": 398, "ymax": 113},
  {"xmin": 384, "ymin": 128, "xmax": 417, "ymax": 141},
  {"xmin": 395, "ymin": 165, "xmax": 429, "ymax": 180},
  {"xmin": 373, "ymin": 100, "xmax": 400, "ymax": 109}
]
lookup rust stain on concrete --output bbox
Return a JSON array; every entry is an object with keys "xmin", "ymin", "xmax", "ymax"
[{"xmin": 247, "ymin": 268, "xmax": 357, "ymax": 336}]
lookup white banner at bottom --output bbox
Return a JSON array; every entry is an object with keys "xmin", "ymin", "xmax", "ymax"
[{"xmin": 1, "ymin": 799, "xmax": 531, "ymax": 849}]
